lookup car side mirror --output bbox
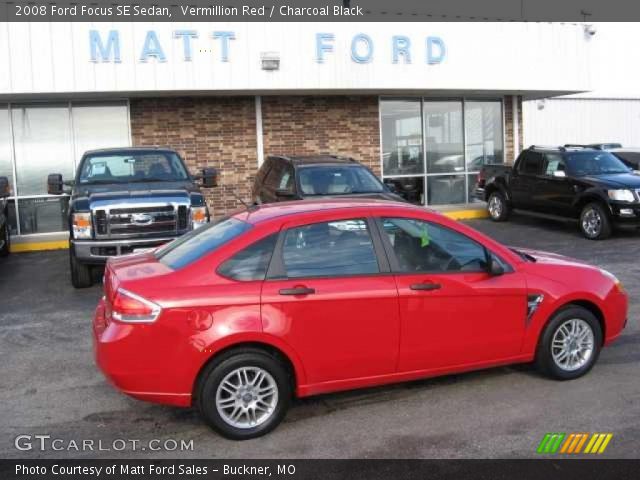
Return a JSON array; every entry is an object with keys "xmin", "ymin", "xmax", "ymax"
[
  {"xmin": 487, "ymin": 255, "xmax": 504, "ymax": 276},
  {"xmin": 195, "ymin": 167, "xmax": 218, "ymax": 188},
  {"xmin": 275, "ymin": 189, "xmax": 296, "ymax": 199},
  {"xmin": 552, "ymin": 170, "xmax": 566, "ymax": 178},
  {"xmin": 47, "ymin": 174, "xmax": 64, "ymax": 195}
]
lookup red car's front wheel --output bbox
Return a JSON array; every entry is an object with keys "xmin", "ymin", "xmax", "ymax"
[{"xmin": 536, "ymin": 306, "xmax": 603, "ymax": 380}]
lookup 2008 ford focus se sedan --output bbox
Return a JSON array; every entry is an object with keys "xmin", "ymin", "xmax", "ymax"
[{"xmin": 93, "ymin": 200, "xmax": 628, "ymax": 439}]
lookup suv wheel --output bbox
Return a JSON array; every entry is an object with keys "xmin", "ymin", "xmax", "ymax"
[
  {"xmin": 579, "ymin": 202, "xmax": 611, "ymax": 240},
  {"xmin": 0, "ymin": 220, "xmax": 9, "ymax": 257},
  {"xmin": 197, "ymin": 348, "xmax": 291, "ymax": 440},
  {"xmin": 487, "ymin": 191, "xmax": 510, "ymax": 222},
  {"xmin": 536, "ymin": 306, "xmax": 602, "ymax": 380},
  {"xmin": 70, "ymin": 248, "xmax": 93, "ymax": 288}
]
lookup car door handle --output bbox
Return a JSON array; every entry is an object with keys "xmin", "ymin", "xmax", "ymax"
[
  {"xmin": 410, "ymin": 282, "xmax": 441, "ymax": 291},
  {"xmin": 279, "ymin": 287, "xmax": 316, "ymax": 295}
]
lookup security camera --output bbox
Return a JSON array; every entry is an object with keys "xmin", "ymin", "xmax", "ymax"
[{"xmin": 584, "ymin": 24, "xmax": 597, "ymax": 37}]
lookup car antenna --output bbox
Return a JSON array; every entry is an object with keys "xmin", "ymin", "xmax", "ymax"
[{"xmin": 229, "ymin": 190, "xmax": 249, "ymax": 209}]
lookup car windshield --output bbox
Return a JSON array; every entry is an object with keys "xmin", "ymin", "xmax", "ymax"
[
  {"xmin": 78, "ymin": 152, "xmax": 189, "ymax": 184},
  {"xmin": 565, "ymin": 152, "xmax": 631, "ymax": 176},
  {"xmin": 156, "ymin": 217, "xmax": 252, "ymax": 270},
  {"xmin": 298, "ymin": 166, "xmax": 385, "ymax": 196}
]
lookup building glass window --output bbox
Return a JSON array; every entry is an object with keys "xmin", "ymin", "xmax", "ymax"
[
  {"xmin": 381, "ymin": 98, "xmax": 504, "ymax": 206},
  {"xmin": 0, "ymin": 102, "xmax": 129, "ymax": 236},
  {"xmin": 0, "ymin": 107, "xmax": 17, "ymax": 234}
]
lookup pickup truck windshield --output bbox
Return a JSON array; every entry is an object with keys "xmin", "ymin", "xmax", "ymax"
[
  {"xmin": 565, "ymin": 152, "xmax": 631, "ymax": 176},
  {"xmin": 298, "ymin": 166, "xmax": 385, "ymax": 196},
  {"xmin": 78, "ymin": 152, "xmax": 189, "ymax": 184}
]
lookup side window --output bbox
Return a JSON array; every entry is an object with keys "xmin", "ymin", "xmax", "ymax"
[
  {"xmin": 278, "ymin": 167, "xmax": 294, "ymax": 192},
  {"xmin": 264, "ymin": 161, "xmax": 283, "ymax": 189},
  {"xmin": 518, "ymin": 152, "xmax": 543, "ymax": 175},
  {"xmin": 218, "ymin": 234, "xmax": 278, "ymax": 281},
  {"xmin": 282, "ymin": 219, "xmax": 379, "ymax": 278},
  {"xmin": 544, "ymin": 154, "xmax": 566, "ymax": 176},
  {"xmin": 382, "ymin": 218, "xmax": 490, "ymax": 273}
]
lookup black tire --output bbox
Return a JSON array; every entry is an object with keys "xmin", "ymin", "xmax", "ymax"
[
  {"xmin": 579, "ymin": 202, "xmax": 612, "ymax": 240},
  {"xmin": 0, "ymin": 220, "xmax": 9, "ymax": 257},
  {"xmin": 535, "ymin": 306, "xmax": 602, "ymax": 380},
  {"xmin": 487, "ymin": 191, "xmax": 510, "ymax": 222},
  {"xmin": 69, "ymin": 248, "xmax": 93, "ymax": 288},
  {"xmin": 197, "ymin": 348, "xmax": 292, "ymax": 440}
]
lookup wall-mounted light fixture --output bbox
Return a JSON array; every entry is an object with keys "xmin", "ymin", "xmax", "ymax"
[{"xmin": 261, "ymin": 52, "xmax": 280, "ymax": 71}]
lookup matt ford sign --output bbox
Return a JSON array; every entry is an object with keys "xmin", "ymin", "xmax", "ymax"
[{"xmin": 89, "ymin": 29, "xmax": 447, "ymax": 65}]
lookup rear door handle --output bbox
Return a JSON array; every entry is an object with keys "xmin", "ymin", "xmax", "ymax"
[
  {"xmin": 410, "ymin": 283, "xmax": 441, "ymax": 291},
  {"xmin": 279, "ymin": 287, "xmax": 316, "ymax": 296}
]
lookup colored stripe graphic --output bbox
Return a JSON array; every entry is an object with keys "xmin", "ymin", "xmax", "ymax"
[
  {"xmin": 540, "ymin": 433, "xmax": 613, "ymax": 454},
  {"xmin": 537, "ymin": 433, "xmax": 565, "ymax": 454},
  {"xmin": 584, "ymin": 433, "xmax": 613, "ymax": 454}
]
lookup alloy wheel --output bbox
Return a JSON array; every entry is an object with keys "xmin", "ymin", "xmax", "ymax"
[
  {"xmin": 582, "ymin": 208, "xmax": 602, "ymax": 237},
  {"xmin": 215, "ymin": 366, "xmax": 279, "ymax": 429},
  {"xmin": 551, "ymin": 319, "xmax": 595, "ymax": 371},
  {"xmin": 488, "ymin": 195, "xmax": 503, "ymax": 219}
]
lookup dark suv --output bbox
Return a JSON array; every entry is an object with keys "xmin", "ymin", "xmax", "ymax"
[
  {"xmin": 252, "ymin": 155, "xmax": 403, "ymax": 204},
  {"xmin": 476, "ymin": 145, "xmax": 640, "ymax": 239}
]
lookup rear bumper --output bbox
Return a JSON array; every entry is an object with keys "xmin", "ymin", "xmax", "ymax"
[{"xmin": 72, "ymin": 237, "xmax": 176, "ymax": 264}]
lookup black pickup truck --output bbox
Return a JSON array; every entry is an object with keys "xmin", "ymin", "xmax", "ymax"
[
  {"xmin": 0, "ymin": 175, "xmax": 10, "ymax": 256},
  {"xmin": 48, "ymin": 147, "xmax": 217, "ymax": 287},
  {"xmin": 476, "ymin": 145, "xmax": 640, "ymax": 240}
]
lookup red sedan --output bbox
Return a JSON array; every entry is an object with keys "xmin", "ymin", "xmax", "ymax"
[{"xmin": 93, "ymin": 200, "xmax": 627, "ymax": 439}]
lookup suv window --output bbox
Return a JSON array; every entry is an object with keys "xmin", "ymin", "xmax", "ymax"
[
  {"xmin": 282, "ymin": 219, "xmax": 379, "ymax": 278},
  {"xmin": 218, "ymin": 234, "xmax": 278, "ymax": 281},
  {"xmin": 518, "ymin": 152, "xmax": 543, "ymax": 175},
  {"xmin": 544, "ymin": 154, "xmax": 566, "ymax": 176},
  {"xmin": 156, "ymin": 217, "xmax": 251, "ymax": 270},
  {"xmin": 382, "ymin": 218, "xmax": 491, "ymax": 273},
  {"xmin": 298, "ymin": 166, "xmax": 385, "ymax": 196},
  {"xmin": 264, "ymin": 161, "xmax": 284, "ymax": 189}
]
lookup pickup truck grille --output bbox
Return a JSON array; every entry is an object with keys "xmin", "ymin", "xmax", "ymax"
[{"xmin": 94, "ymin": 204, "xmax": 189, "ymax": 239}]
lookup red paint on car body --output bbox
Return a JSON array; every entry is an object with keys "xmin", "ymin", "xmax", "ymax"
[{"xmin": 93, "ymin": 199, "xmax": 627, "ymax": 406}]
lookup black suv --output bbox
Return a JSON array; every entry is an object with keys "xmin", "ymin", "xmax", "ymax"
[
  {"xmin": 252, "ymin": 155, "xmax": 403, "ymax": 204},
  {"xmin": 0, "ymin": 175, "xmax": 10, "ymax": 256},
  {"xmin": 48, "ymin": 147, "xmax": 217, "ymax": 287},
  {"xmin": 476, "ymin": 145, "xmax": 640, "ymax": 239}
]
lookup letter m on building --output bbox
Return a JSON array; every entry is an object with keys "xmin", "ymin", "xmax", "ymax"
[
  {"xmin": 537, "ymin": 433, "xmax": 566, "ymax": 454},
  {"xmin": 90, "ymin": 30, "xmax": 121, "ymax": 63}
]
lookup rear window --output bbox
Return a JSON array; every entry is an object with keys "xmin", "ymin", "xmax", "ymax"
[{"xmin": 156, "ymin": 217, "xmax": 251, "ymax": 270}]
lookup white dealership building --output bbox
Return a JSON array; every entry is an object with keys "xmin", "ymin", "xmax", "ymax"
[{"xmin": 0, "ymin": 22, "xmax": 597, "ymax": 244}]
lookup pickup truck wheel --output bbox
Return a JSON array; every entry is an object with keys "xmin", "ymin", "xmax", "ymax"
[
  {"xmin": 69, "ymin": 249, "xmax": 93, "ymax": 288},
  {"xmin": 0, "ymin": 220, "xmax": 9, "ymax": 257},
  {"xmin": 487, "ymin": 191, "xmax": 510, "ymax": 221},
  {"xmin": 535, "ymin": 306, "xmax": 602, "ymax": 380},
  {"xmin": 579, "ymin": 202, "xmax": 611, "ymax": 240},
  {"xmin": 197, "ymin": 349, "xmax": 291, "ymax": 440}
]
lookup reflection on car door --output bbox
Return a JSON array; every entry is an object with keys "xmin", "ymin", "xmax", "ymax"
[
  {"xmin": 260, "ymin": 216, "xmax": 401, "ymax": 386},
  {"xmin": 377, "ymin": 217, "xmax": 528, "ymax": 372}
]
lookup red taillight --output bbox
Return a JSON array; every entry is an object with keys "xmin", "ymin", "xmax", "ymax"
[
  {"xmin": 477, "ymin": 169, "xmax": 485, "ymax": 185},
  {"xmin": 111, "ymin": 288, "xmax": 161, "ymax": 323}
]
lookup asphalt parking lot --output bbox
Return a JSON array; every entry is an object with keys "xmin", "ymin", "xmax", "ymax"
[{"xmin": 1, "ymin": 213, "xmax": 639, "ymax": 459}]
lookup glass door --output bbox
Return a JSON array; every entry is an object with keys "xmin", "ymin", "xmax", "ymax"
[{"xmin": 423, "ymin": 100, "xmax": 466, "ymax": 205}]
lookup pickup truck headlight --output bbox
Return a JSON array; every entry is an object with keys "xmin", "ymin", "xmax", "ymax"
[
  {"xmin": 607, "ymin": 189, "xmax": 636, "ymax": 202},
  {"xmin": 190, "ymin": 206, "xmax": 208, "ymax": 229},
  {"xmin": 72, "ymin": 212, "xmax": 92, "ymax": 239}
]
